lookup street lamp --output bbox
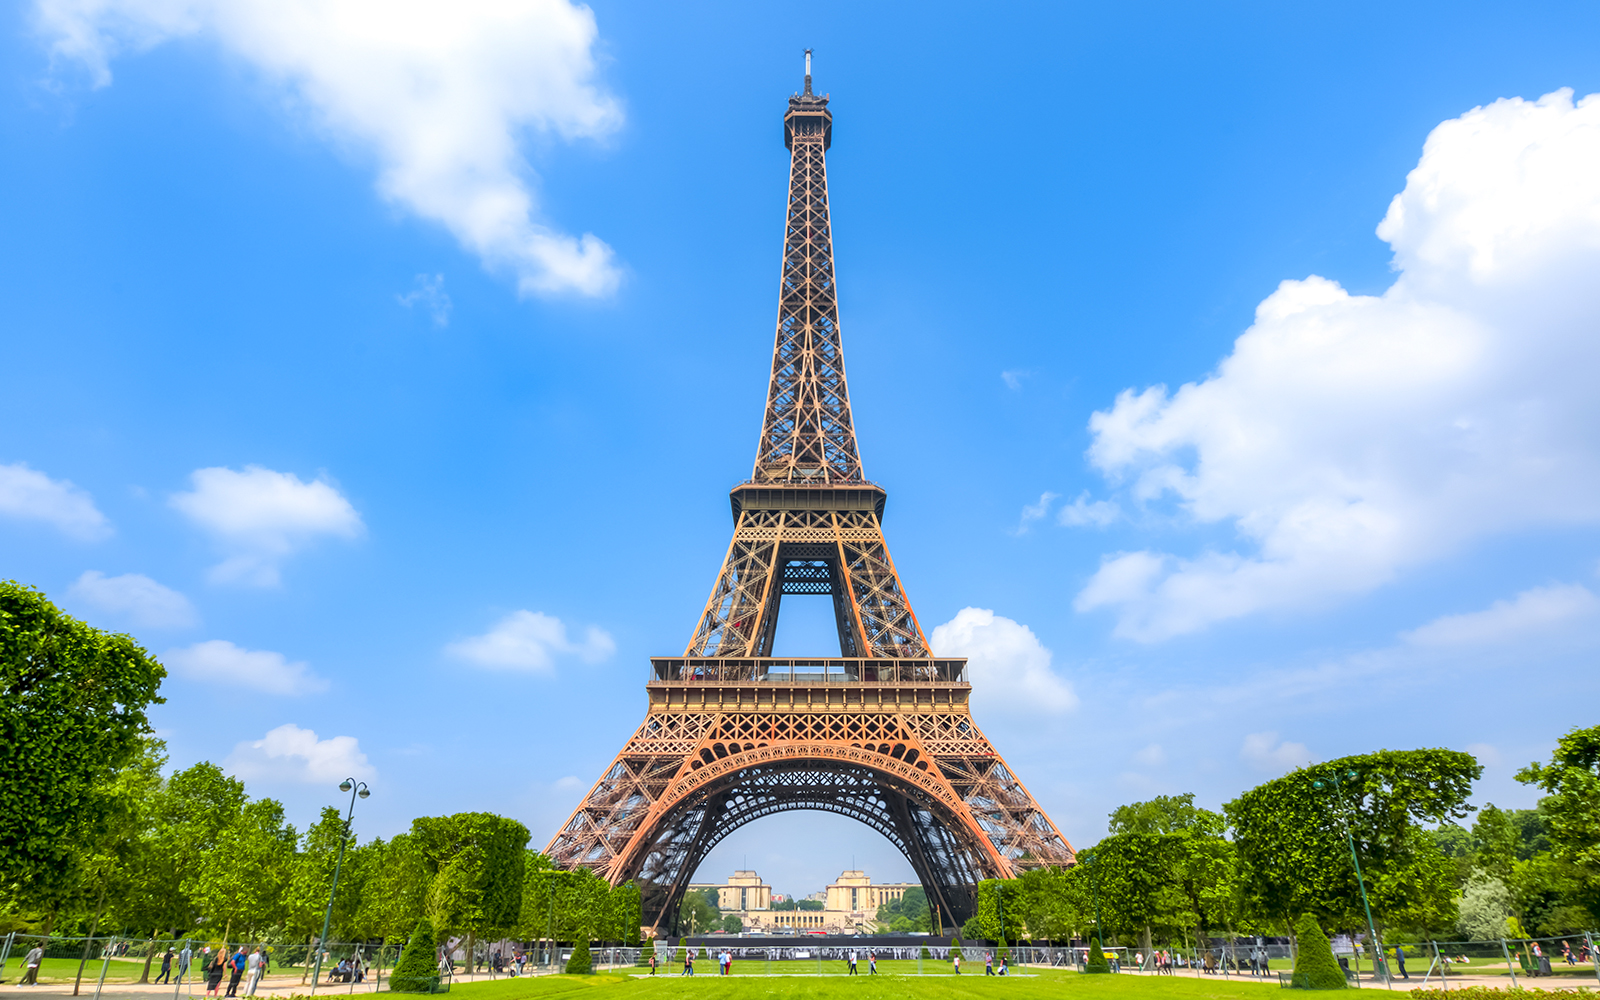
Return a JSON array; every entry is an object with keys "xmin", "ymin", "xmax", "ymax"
[
  {"xmin": 1311, "ymin": 769, "xmax": 1385, "ymax": 984},
  {"xmin": 310, "ymin": 778, "xmax": 369, "ymax": 995}
]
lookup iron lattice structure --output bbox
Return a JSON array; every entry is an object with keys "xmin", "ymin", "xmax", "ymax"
[{"xmin": 546, "ymin": 56, "xmax": 1075, "ymax": 934}]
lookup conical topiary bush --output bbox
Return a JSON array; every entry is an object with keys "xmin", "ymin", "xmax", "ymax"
[
  {"xmin": 1290, "ymin": 914, "xmax": 1347, "ymax": 990},
  {"xmin": 565, "ymin": 937, "xmax": 592, "ymax": 974},
  {"xmin": 1085, "ymin": 936, "xmax": 1111, "ymax": 974},
  {"xmin": 390, "ymin": 918, "xmax": 439, "ymax": 993}
]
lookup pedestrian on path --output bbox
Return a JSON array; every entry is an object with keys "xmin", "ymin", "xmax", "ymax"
[
  {"xmin": 178, "ymin": 945, "xmax": 192, "ymax": 981},
  {"xmin": 224, "ymin": 948, "xmax": 246, "ymax": 997},
  {"xmin": 155, "ymin": 948, "xmax": 175, "ymax": 985},
  {"xmin": 868, "ymin": 952, "xmax": 876, "ymax": 975},
  {"xmin": 1395, "ymin": 946, "xmax": 1408, "ymax": 981},
  {"xmin": 953, "ymin": 952, "xmax": 961, "ymax": 975},
  {"xmin": 243, "ymin": 948, "xmax": 262, "ymax": 996},
  {"xmin": 848, "ymin": 950, "xmax": 857, "ymax": 975},
  {"xmin": 19, "ymin": 945, "xmax": 43, "ymax": 985},
  {"xmin": 648, "ymin": 953, "xmax": 656, "ymax": 975},
  {"xmin": 204, "ymin": 949, "xmax": 224, "ymax": 996}
]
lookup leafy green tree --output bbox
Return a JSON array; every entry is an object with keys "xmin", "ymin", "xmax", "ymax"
[
  {"xmin": 720, "ymin": 914, "xmax": 742, "ymax": 933},
  {"xmin": 389, "ymin": 917, "xmax": 438, "ymax": 992},
  {"xmin": 353, "ymin": 834, "xmax": 429, "ymax": 940},
  {"xmin": 677, "ymin": 886, "xmax": 718, "ymax": 936},
  {"xmin": 0, "ymin": 582, "xmax": 167, "ymax": 914},
  {"xmin": 1515, "ymin": 723, "xmax": 1600, "ymax": 923},
  {"xmin": 1014, "ymin": 867, "xmax": 1087, "ymax": 942},
  {"xmin": 1225, "ymin": 749, "xmax": 1479, "ymax": 937},
  {"xmin": 564, "ymin": 936, "xmax": 591, "ymax": 974},
  {"xmin": 1084, "ymin": 935, "xmax": 1109, "ymax": 973},
  {"xmin": 1456, "ymin": 871, "xmax": 1512, "ymax": 939},
  {"xmin": 284, "ymin": 807, "xmax": 359, "ymax": 981},
  {"xmin": 1108, "ymin": 793, "xmax": 1225, "ymax": 836},
  {"xmin": 191, "ymin": 797, "xmax": 297, "ymax": 941},
  {"xmin": 1087, "ymin": 834, "xmax": 1188, "ymax": 954},
  {"xmin": 608, "ymin": 881, "xmax": 642, "ymax": 946},
  {"xmin": 1289, "ymin": 913, "xmax": 1346, "ymax": 990},
  {"xmin": 964, "ymin": 878, "xmax": 1022, "ymax": 942},
  {"xmin": 413, "ymin": 812, "xmax": 529, "ymax": 970}
]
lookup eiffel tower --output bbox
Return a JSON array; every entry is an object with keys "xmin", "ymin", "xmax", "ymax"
[{"xmin": 545, "ymin": 53, "xmax": 1075, "ymax": 934}]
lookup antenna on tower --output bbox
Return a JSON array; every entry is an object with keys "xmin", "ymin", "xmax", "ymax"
[{"xmin": 803, "ymin": 48, "xmax": 813, "ymax": 95}]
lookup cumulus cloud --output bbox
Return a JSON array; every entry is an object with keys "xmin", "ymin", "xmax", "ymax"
[
  {"xmin": 170, "ymin": 465, "xmax": 363, "ymax": 585},
  {"xmin": 226, "ymin": 723, "xmax": 374, "ymax": 784},
  {"xmin": 68, "ymin": 570, "xmax": 197, "ymax": 628},
  {"xmin": 0, "ymin": 461, "xmax": 111, "ymax": 540},
  {"xmin": 1402, "ymin": 583, "xmax": 1598, "ymax": 647},
  {"xmin": 1240, "ymin": 731, "xmax": 1314, "ymax": 774},
  {"xmin": 1076, "ymin": 90, "xmax": 1600, "ymax": 640},
  {"xmin": 164, "ymin": 639, "xmax": 329, "ymax": 695},
  {"xmin": 36, "ymin": 0, "xmax": 623, "ymax": 297},
  {"xmin": 929, "ymin": 607, "xmax": 1077, "ymax": 714},
  {"xmin": 445, "ymin": 609, "xmax": 615, "ymax": 672},
  {"xmin": 398, "ymin": 273, "xmax": 452, "ymax": 326},
  {"xmin": 1057, "ymin": 491, "xmax": 1120, "ymax": 528}
]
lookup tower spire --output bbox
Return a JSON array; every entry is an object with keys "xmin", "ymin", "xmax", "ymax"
[{"xmin": 803, "ymin": 48, "xmax": 812, "ymax": 95}]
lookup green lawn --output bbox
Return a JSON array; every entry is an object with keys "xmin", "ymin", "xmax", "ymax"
[
  {"xmin": 451, "ymin": 970, "xmax": 1286, "ymax": 1000},
  {"xmin": 2, "ymin": 955, "xmax": 150, "ymax": 984}
]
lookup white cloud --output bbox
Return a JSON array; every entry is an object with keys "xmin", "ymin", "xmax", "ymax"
[
  {"xmin": 36, "ymin": 0, "xmax": 623, "ymax": 297},
  {"xmin": 226, "ymin": 723, "xmax": 374, "ymax": 784},
  {"xmin": 929, "ymin": 607, "xmax": 1078, "ymax": 714},
  {"xmin": 1240, "ymin": 731, "xmax": 1314, "ymax": 774},
  {"xmin": 170, "ymin": 465, "xmax": 363, "ymax": 585},
  {"xmin": 398, "ymin": 273, "xmax": 451, "ymax": 326},
  {"xmin": 1402, "ymin": 583, "xmax": 1598, "ymax": 647},
  {"xmin": 445, "ymin": 609, "xmax": 615, "ymax": 672},
  {"xmin": 164, "ymin": 639, "xmax": 329, "ymax": 695},
  {"xmin": 1076, "ymin": 90, "xmax": 1600, "ymax": 640},
  {"xmin": 0, "ymin": 461, "xmax": 111, "ymax": 540},
  {"xmin": 1057, "ymin": 490, "xmax": 1120, "ymax": 528},
  {"xmin": 1013, "ymin": 491, "xmax": 1058, "ymax": 533},
  {"xmin": 1001, "ymin": 370, "xmax": 1027, "ymax": 391},
  {"xmin": 1132, "ymin": 743, "xmax": 1166, "ymax": 767},
  {"xmin": 1466, "ymin": 742, "xmax": 1503, "ymax": 768},
  {"xmin": 68, "ymin": 570, "xmax": 198, "ymax": 628}
]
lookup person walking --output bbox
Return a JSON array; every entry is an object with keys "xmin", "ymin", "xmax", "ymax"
[
  {"xmin": 178, "ymin": 944, "xmax": 193, "ymax": 982},
  {"xmin": 868, "ymin": 952, "xmax": 876, "ymax": 975},
  {"xmin": 648, "ymin": 952, "xmax": 657, "ymax": 975},
  {"xmin": 848, "ymin": 950, "xmax": 857, "ymax": 975},
  {"xmin": 985, "ymin": 952, "xmax": 994, "ymax": 976},
  {"xmin": 155, "ymin": 948, "xmax": 175, "ymax": 985},
  {"xmin": 243, "ymin": 948, "xmax": 263, "ymax": 996},
  {"xmin": 19, "ymin": 944, "xmax": 43, "ymax": 985},
  {"xmin": 953, "ymin": 952, "xmax": 961, "ymax": 975},
  {"xmin": 1395, "ymin": 945, "xmax": 1408, "ymax": 981},
  {"xmin": 223, "ymin": 947, "xmax": 247, "ymax": 998},
  {"xmin": 203, "ymin": 949, "xmax": 224, "ymax": 997}
]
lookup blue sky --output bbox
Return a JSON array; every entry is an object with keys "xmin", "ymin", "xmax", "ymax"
[{"xmin": 4, "ymin": 0, "xmax": 1600, "ymax": 899}]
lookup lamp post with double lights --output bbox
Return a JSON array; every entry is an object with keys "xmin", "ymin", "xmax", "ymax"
[
  {"xmin": 310, "ymin": 778, "xmax": 369, "ymax": 994},
  {"xmin": 1311, "ymin": 768, "xmax": 1386, "ymax": 984}
]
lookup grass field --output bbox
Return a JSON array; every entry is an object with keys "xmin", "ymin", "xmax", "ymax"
[
  {"xmin": 450, "ymin": 970, "xmax": 1287, "ymax": 1000},
  {"xmin": 2, "ymin": 956, "xmax": 152, "ymax": 984}
]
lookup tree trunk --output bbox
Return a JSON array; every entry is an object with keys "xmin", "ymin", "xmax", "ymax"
[
  {"xmin": 220, "ymin": 919, "xmax": 231, "ymax": 959},
  {"xmin": 301, "ymin": 933, "xmax": 315, "ymax": 985},
  {"xmin": 465, "ymin": 932, "xmax": 475, "ymax": 980},
  {"xmin": 73, "ymin": 888, "xmax": 108, "ymax": 997},
  {"xmin": 1141, "ymin": 925, "xmax": 1153, "ymax": 969},
  {"xmin": 139, "ymin": 933, "xmax": 157, "ymax": 984}
]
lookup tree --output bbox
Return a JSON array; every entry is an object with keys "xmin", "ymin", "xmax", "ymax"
[
  {"xmin": 1014, "ymin": 867, "xmax": 1087, "ymax": 942},
  {"xmin": 0, "ymin": 582, "xmax": 167, "ymax": 913},
  {"xmin": 677, "ymin": 886, "xmax": 718, "ymax": 936},
  {"xmin": 1456, "ymin": 872, "xmax": 1512, "ymax": 939},
  {"xmin": 1108, "ymin": 794, "xmax": 1225, "ymax": 836},
  {"xmin": 190, "ymin": 797, "xmax": 297, "ymax": 941},
  {"xmin": 389, "ymin": 917, "xmax": 438, "ymax": 993},
  {"xmin": 564, "ymin": 937, "xmax": 591, "ymax": 974},
  {"xmin": 413, "ymin": 812, "xmax": 529, "ymax": 970},
  {"xmin": 1084, "ymin": 935, "xmax": 1110, "ymax": 973},
  {"xmin": 720, "ymin": 914, "xmax": 742, "ymax": 934},
  {"xmin": 1289, "ymin": 913, "xmax": 1346, "ymax": 990},
  {"xmin": 1515, "ymin": 723, "xmax": 1600, "ymax": 923},
  {"xmin": 285, "ymin": 807, "xmax": 361, "ymax": 982},
  {"xmin": 352, "ymin": 834, "xmax": 429, "ymax": 941},
  {"xmin": 1225, "ymin": 749, "xmax": 1479, "ymax": 937}
]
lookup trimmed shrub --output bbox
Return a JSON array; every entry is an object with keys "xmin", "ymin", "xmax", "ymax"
[
  {"xmin": 1085, "ymin": 937, "xmax": 1111, "ymax": 974},
  {"xmin": 920, "ymin": 946, "xmax": 931, "ymax": 960},
  {"xmin": 389, "ymin": 918, "xmax": 438, "ymax": 993},
  {"xmin": 565, "ymin": 938, "xmax": 592, "ymax": 975},
  {"xmin": 1290, "ymin": 914, "xmax": 1347, "ymax": 990}
]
